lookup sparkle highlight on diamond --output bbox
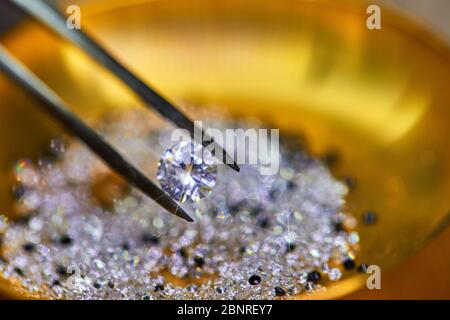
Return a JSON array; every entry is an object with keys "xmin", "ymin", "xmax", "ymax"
[{"xmin": 157, "ymin": 141, "xmax": 217, "ymax": 203}]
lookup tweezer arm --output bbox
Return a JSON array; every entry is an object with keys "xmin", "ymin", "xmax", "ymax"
[
  {"xmin": 0, "ymin": 45, "xmax": 193, "ymax": 222},
  {"xmin": 10, "ymin": 0, "xmax": 239, "ymax": 172}
]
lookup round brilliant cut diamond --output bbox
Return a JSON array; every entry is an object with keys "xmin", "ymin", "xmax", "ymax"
[{"xmin": 156, "ymin": 141, "xmax": 217, "ymax": 203}]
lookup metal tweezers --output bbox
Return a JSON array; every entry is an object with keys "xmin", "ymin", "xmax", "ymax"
[{"xmin": 0, "ymin": 0, "xmax": 239, "ymax": 222}]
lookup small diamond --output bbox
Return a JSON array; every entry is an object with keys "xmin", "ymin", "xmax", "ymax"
[
  {"xmin": 328, "ymin": 268, "xmax": 342, "ymax": 281},
  {"xmin": 156, "ymin": 141, "xmax": 217, "ymax": 203}
]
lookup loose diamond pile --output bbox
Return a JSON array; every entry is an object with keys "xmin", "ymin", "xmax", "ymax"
[{"xmin": 0, "ymin": 109, "xmax": 359, "ymax": 299}]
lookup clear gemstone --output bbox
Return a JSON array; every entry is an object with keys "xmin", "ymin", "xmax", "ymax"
[
  {"xmin": 328, "ymin": 268, "xmax": 342, "ymax": 281},
  {"xmin": 156, "ymin": 141, "xmax": 217, "ymax": 203}
]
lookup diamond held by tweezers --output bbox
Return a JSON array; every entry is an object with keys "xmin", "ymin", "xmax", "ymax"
[{"xmin": 156, "ymin": 141, "xmax": 217, "ymax": 203}]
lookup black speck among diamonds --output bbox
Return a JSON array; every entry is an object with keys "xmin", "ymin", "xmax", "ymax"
[{"xmin": 249, "ymin": 275, "xmax": 261, "ymax": 285}]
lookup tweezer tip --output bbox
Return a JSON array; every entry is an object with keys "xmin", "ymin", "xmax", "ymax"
[
  {"xmin": 228, "ymin": 162, "xmax": 240, "ymax": 172},
  {"xmin": 176, "ymin": 207, "xmax": 194, "ymax": 222}
]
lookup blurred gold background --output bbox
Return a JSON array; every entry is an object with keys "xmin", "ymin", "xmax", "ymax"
[{"xmin": 349, "ymin": 0, "xmax": 450, "ymax": 299}]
